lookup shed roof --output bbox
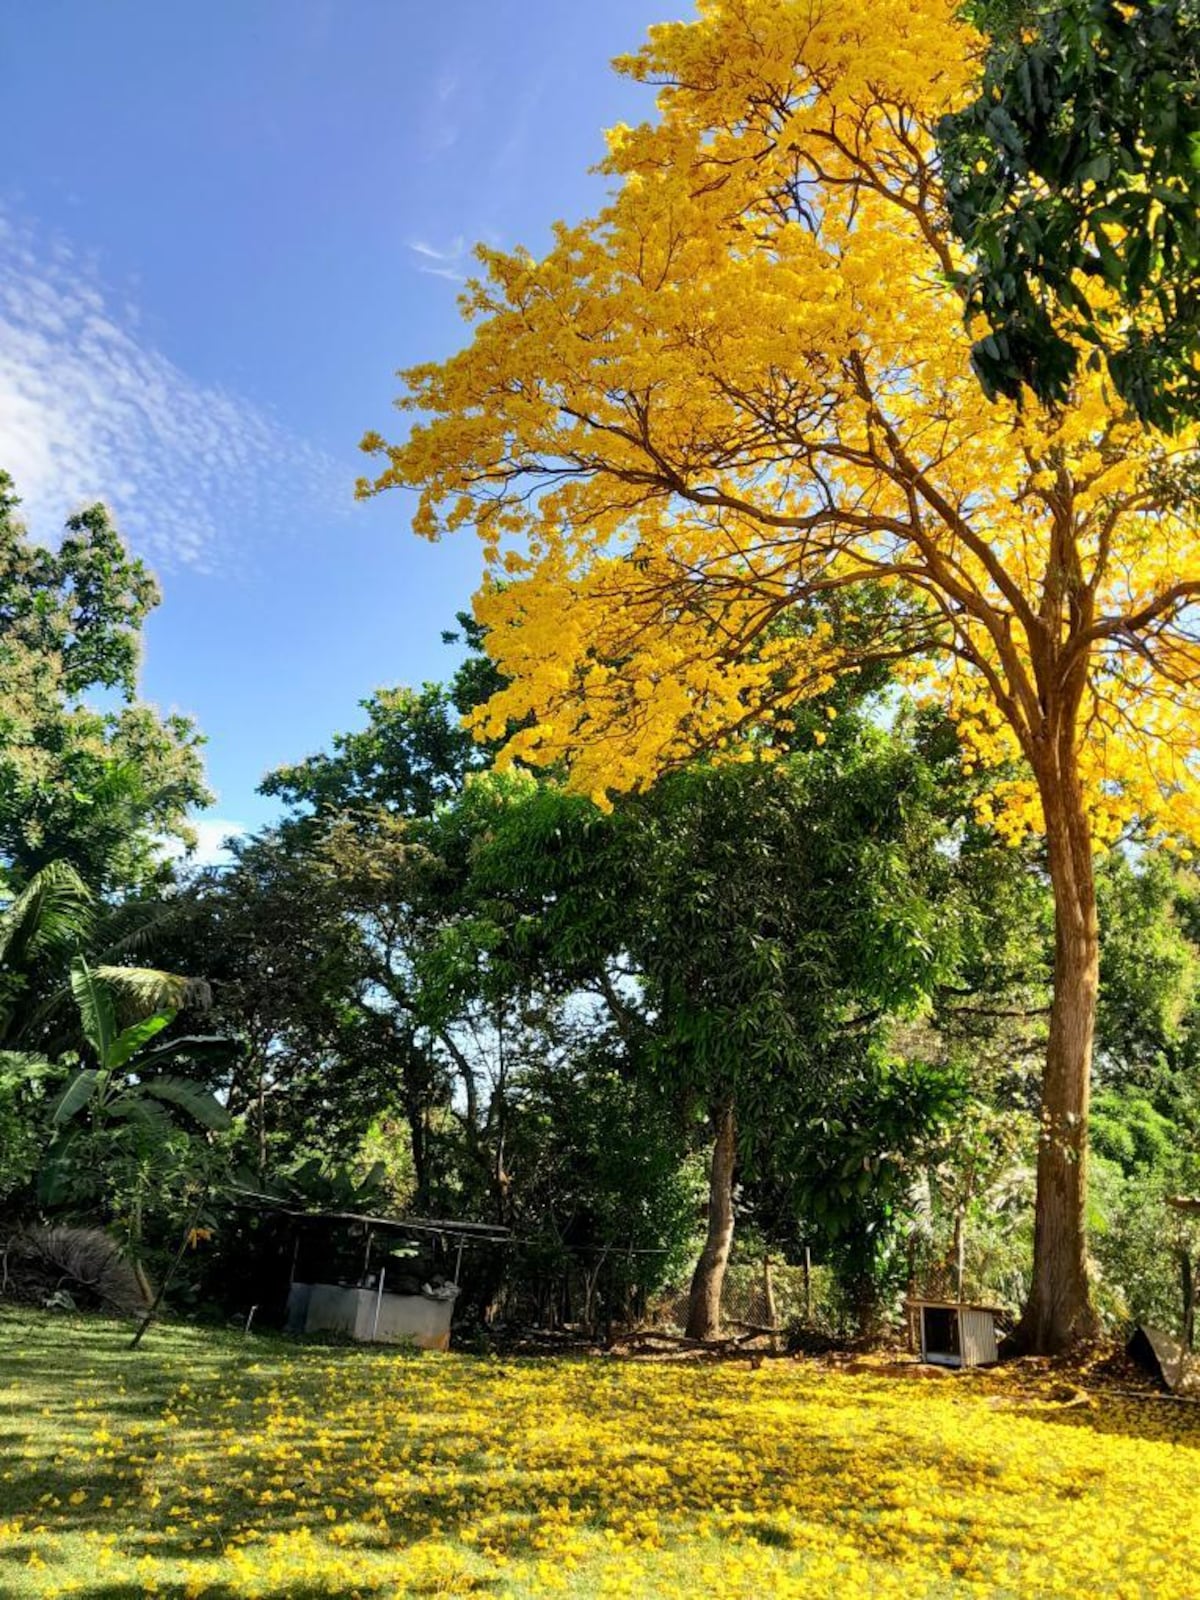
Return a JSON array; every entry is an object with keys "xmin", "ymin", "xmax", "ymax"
[
  {"xmin": 231, "ymin": 1188, "xmax": 512, "ymax": 1243},
  {"xmin": 904, "ymin": 1297, "xmax": 1006, "ymax": 1316}
]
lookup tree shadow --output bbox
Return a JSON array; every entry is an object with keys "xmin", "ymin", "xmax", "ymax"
[
  {"xmin": 4, "ymin": 1316, "xmax": 1200, "ymax": 1594},
  {"xmin": 994, "ymin": 1390, "xmax": 1200, "ymax": 1448}
]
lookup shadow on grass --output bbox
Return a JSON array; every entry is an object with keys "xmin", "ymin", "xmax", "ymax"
[
  {"xmin": 67, "ymin": 1589, "xmax": 499, "ymax": 1600},
  {"xmin": 68, "ymin": 1586, "xmax": 503, "ymax": 1600},
  {"xmin": 4, "ymin": 1311, "xmax": 1200, "ymax": 1595},
  {"xmin": 995, "ymin": 1390, "xmax": 1200, "ymax": 1448}
]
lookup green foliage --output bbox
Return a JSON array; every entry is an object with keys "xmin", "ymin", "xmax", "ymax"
[
  {"xmin": 266, "ymin": 1156, "xmax": 392, "ymax": 1214},
  {"xmin": 153, "ymin": 828, "xmax": 418, "ymax": 1184},
  {"xmin": 31, "ymin": 960, "xmax": 233, "ymax": 1229},
  {"xmin": 783, "ymin": 1052, "xmax": 969, "ymax": 1323},
  {"xmin": 461, "ymin": 726, "xmax": 963, "ymax": 1137},
  {"xmin": 502, "ymin": 1053, "xmax": 702, "ymax": 1322},
  {"xmin": 0, "ymin": 472, "xmax": 210, "ymax": 893},
  {"xmin": 0, "ymin": 859, "xmax": 94, "ymax": 1052},
  {"xmin": 0, "ymin": 1051, "xmax": 52, "ymax": 1203},
  {"xmin": 69, "ymin": 956, "xmax": 117, "ymax": 1066},
  {"xmin": 261, "ymin": 682, "xmax": 482, "ymax": 830},
  {"xmin": 1097, "ymin": 852, "xmax": 1200, "ymax": 1076},
  {"xmin": 941, "ymin": 0, "xmax": 1200, "ymax": 429},
  {"xmin": 1092, "ymin": 1162, "xmax": 1200, "ymax": 1333},
  {"xmin": 0, "ymin": 859, "xmax": 93, "ymax": 975},
  {"xmin": 1084, "ymin": 1077, "xmax": 1200, "ymax": 1334},
  {"xmin": 1092, "ymin": 1090, "xmax": 1178, "ymax": 1176},
  {"xmin": 435, "ymin": 713, "xmax": 978, "ymax": 1336},
  {"xmin": 355, "ymin": 1116, "xmax": 419, "ymax": 1212}
]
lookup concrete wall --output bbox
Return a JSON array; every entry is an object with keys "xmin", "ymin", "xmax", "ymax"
[{"xmin": 294, "ymin": 1283, "xmax": 456, "ymax": 1351}]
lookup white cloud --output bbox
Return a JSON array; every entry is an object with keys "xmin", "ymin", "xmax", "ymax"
[
  {"xmin": 0, "ymin": 209, "xmax": 342, "ymax": 573},
  {"xmin": 409, "ymin": 237, "xmax": 464, "ymax": 262},
  {"xmin": 407, "ymin": 236, "xmax": 468, "ymax": 283},
  {"xmin": 161, "ymin": 817, "xmax": 249, "ymax": 870}
]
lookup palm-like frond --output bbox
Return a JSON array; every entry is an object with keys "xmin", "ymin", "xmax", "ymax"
[
  {"xmin": 92, "ymin": 897, "xmax": 190, "ymax": 963},
  {"xmin": 0, "ymin": 861, "xmax": 93, "ymax": 970},
  {"xmin": 52, "ymin": 1067, "xmax": 101, "ymax": 1126},
  {"xmin": 141, "ymin": 1075, "xmax": 232, "ymax": 1131},
  {"xmin": 93, "ymin": 966, "xmax": 212, "ymax": 1016},
  {"xmin": 106, "ymin": 1010, "xmax": 176, "ymax": 1071},
  {"xmin": 17, "ymin": 960, "xmax": 212, "ymax": 1056},
  {"xmin": 69, "ymin": 958, "xmax": 117, "ymax": 1065}
]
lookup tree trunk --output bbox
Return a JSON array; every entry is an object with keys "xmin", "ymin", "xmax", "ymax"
[
  {"xmin": 1182, "ymin": 1250, "xmax": 1195, "ymax": 1353},
  {"xmin": 404, "ymin": 1092, "xmax": 430, "ymax": 1212},
  {"xmin": 257, "ymin": 1066, "xmax": 268, "ymax": 1183},
  {"xmin": 685, "ymin": 1100, "xmax": 736, "ymax": 1341},
  {"xmin": 1011, "ymin": 767, "xmax": 1103, "ymax": 1354}
]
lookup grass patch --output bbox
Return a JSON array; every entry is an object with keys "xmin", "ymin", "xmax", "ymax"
[{"xmin": 1, "ymin": 1309, "xmax": 1197, "ymax": 1597}]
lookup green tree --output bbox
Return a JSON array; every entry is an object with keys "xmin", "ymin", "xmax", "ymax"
[
  {"xmin": 160, "ymin": 832, "xmax": 389, "ymax": 1182},
  {"xmin": 499, "ymin": 1046, "xmax": 701, "ymax": 1333},
  {"xmin": 454, "ymin": 719, "xmax": 964, "ymax": 1339},
  {"xmin": 940, "ymin": 0, "xmax": 1200, "ymax": 429},
  {"xmin": 0, "ymin": 472, "xmax": 210, "ymax": 893},
  {"xmin": 31, "ymin": 959, "xmax": 233, "ymax": 1262},
  {"xmin": 248, "ymin": 635, "xmax": 511, "ymax": 1209}
]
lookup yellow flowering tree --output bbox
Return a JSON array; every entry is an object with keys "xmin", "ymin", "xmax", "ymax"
[{"xmin": 360, "ymin": 0, "xmax": 1200, "ymax": 1353}]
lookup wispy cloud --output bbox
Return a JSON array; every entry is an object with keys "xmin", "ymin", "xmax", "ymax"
[
  {"xmin": 408, "ymin": 238, "xmax": 465, "ymax": 262},
  {"xmin": 0, "ymin": 209, "xmax": 341, "ymax": 574},
  {"xmin": 407, "ymin": 236, "xmax": 468, "ymax": 283},
  {"xmin": 419, "ymin": 69, "xmax": 462, "ymax": 158}
]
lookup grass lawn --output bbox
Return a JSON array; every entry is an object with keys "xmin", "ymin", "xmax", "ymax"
[{"xmin": 1, "ymin": 1311, "xmax": 1198, "ymax": 1598}]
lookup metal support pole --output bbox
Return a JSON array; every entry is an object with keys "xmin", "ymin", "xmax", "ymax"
[{"xmin": 371, "ymin": 1267, "xmax": 387, "ymax": 1342}]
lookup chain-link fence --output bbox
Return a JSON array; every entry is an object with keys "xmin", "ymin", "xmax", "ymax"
[{"xmin": 648, "ymin": 1256, "xmax": 835, "ymax": 1337}]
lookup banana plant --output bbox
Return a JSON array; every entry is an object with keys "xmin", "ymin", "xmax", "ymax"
[
  {"xmin": 0, "ymin": 858, "xmax": 209, "ymax": 1054},
  {"xmin": 38, "ymin": 957, "xmax": 235, "ymax": 1205}
]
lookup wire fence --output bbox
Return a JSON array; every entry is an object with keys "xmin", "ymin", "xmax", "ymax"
[{"xmin": 649, "ymin": 1258, "xmax": 830, "ymax": 1336}]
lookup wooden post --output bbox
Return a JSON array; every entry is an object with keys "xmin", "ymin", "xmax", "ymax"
[
  {"xmin": 803, "ymin": 1246, "xmax": 813, "ymax": 1323},
  {"xmin": 129, "ymin": 1189, "xmax": 207, "ymax": 1352},
  {"xmin": 762, "ymin": 1253, "xmax": 778, "ymax": 1351}
]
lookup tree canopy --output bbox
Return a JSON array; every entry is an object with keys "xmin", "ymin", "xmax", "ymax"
[
  {"xmin": 0, "ymin": 474, "xmax": 209, "ymax": 894},
  {"xmin": 941, "ymin": 0, "xmax": 1200, "ymax": 431},
  {"xmin": 360, "ymin": 0, "xmax": 1200, "ymax": 1350}
]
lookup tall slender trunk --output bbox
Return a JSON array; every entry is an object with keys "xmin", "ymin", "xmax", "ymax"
[
  {"xmin": 685, "ymin": 1100, "xmax": 736, "ymax": 1341},
  {"xmin": 1012, "ymin": 763, "xmax": 1103, "ymax": 1354},
  {"xmin": 1182, "ymin": 1251, "xmax": 1195, "ymax": 1353},
  {"xmin": 257, "ymin": 1065, "xmax": 268, "ymax": 1183},
  {"xmin": 404, "ymin": 1092, "xmax": 430, "ymax": 1212}
]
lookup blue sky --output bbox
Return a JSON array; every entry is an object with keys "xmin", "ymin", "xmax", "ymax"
[{"xmin": 0, "ymin": 0, "xmax": 684, "ymax": 855}]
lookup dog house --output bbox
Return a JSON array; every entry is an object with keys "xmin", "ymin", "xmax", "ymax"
[{"xmin": 906, "ymin": 1299, "xmax": 1000, "ymax": 1368}]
